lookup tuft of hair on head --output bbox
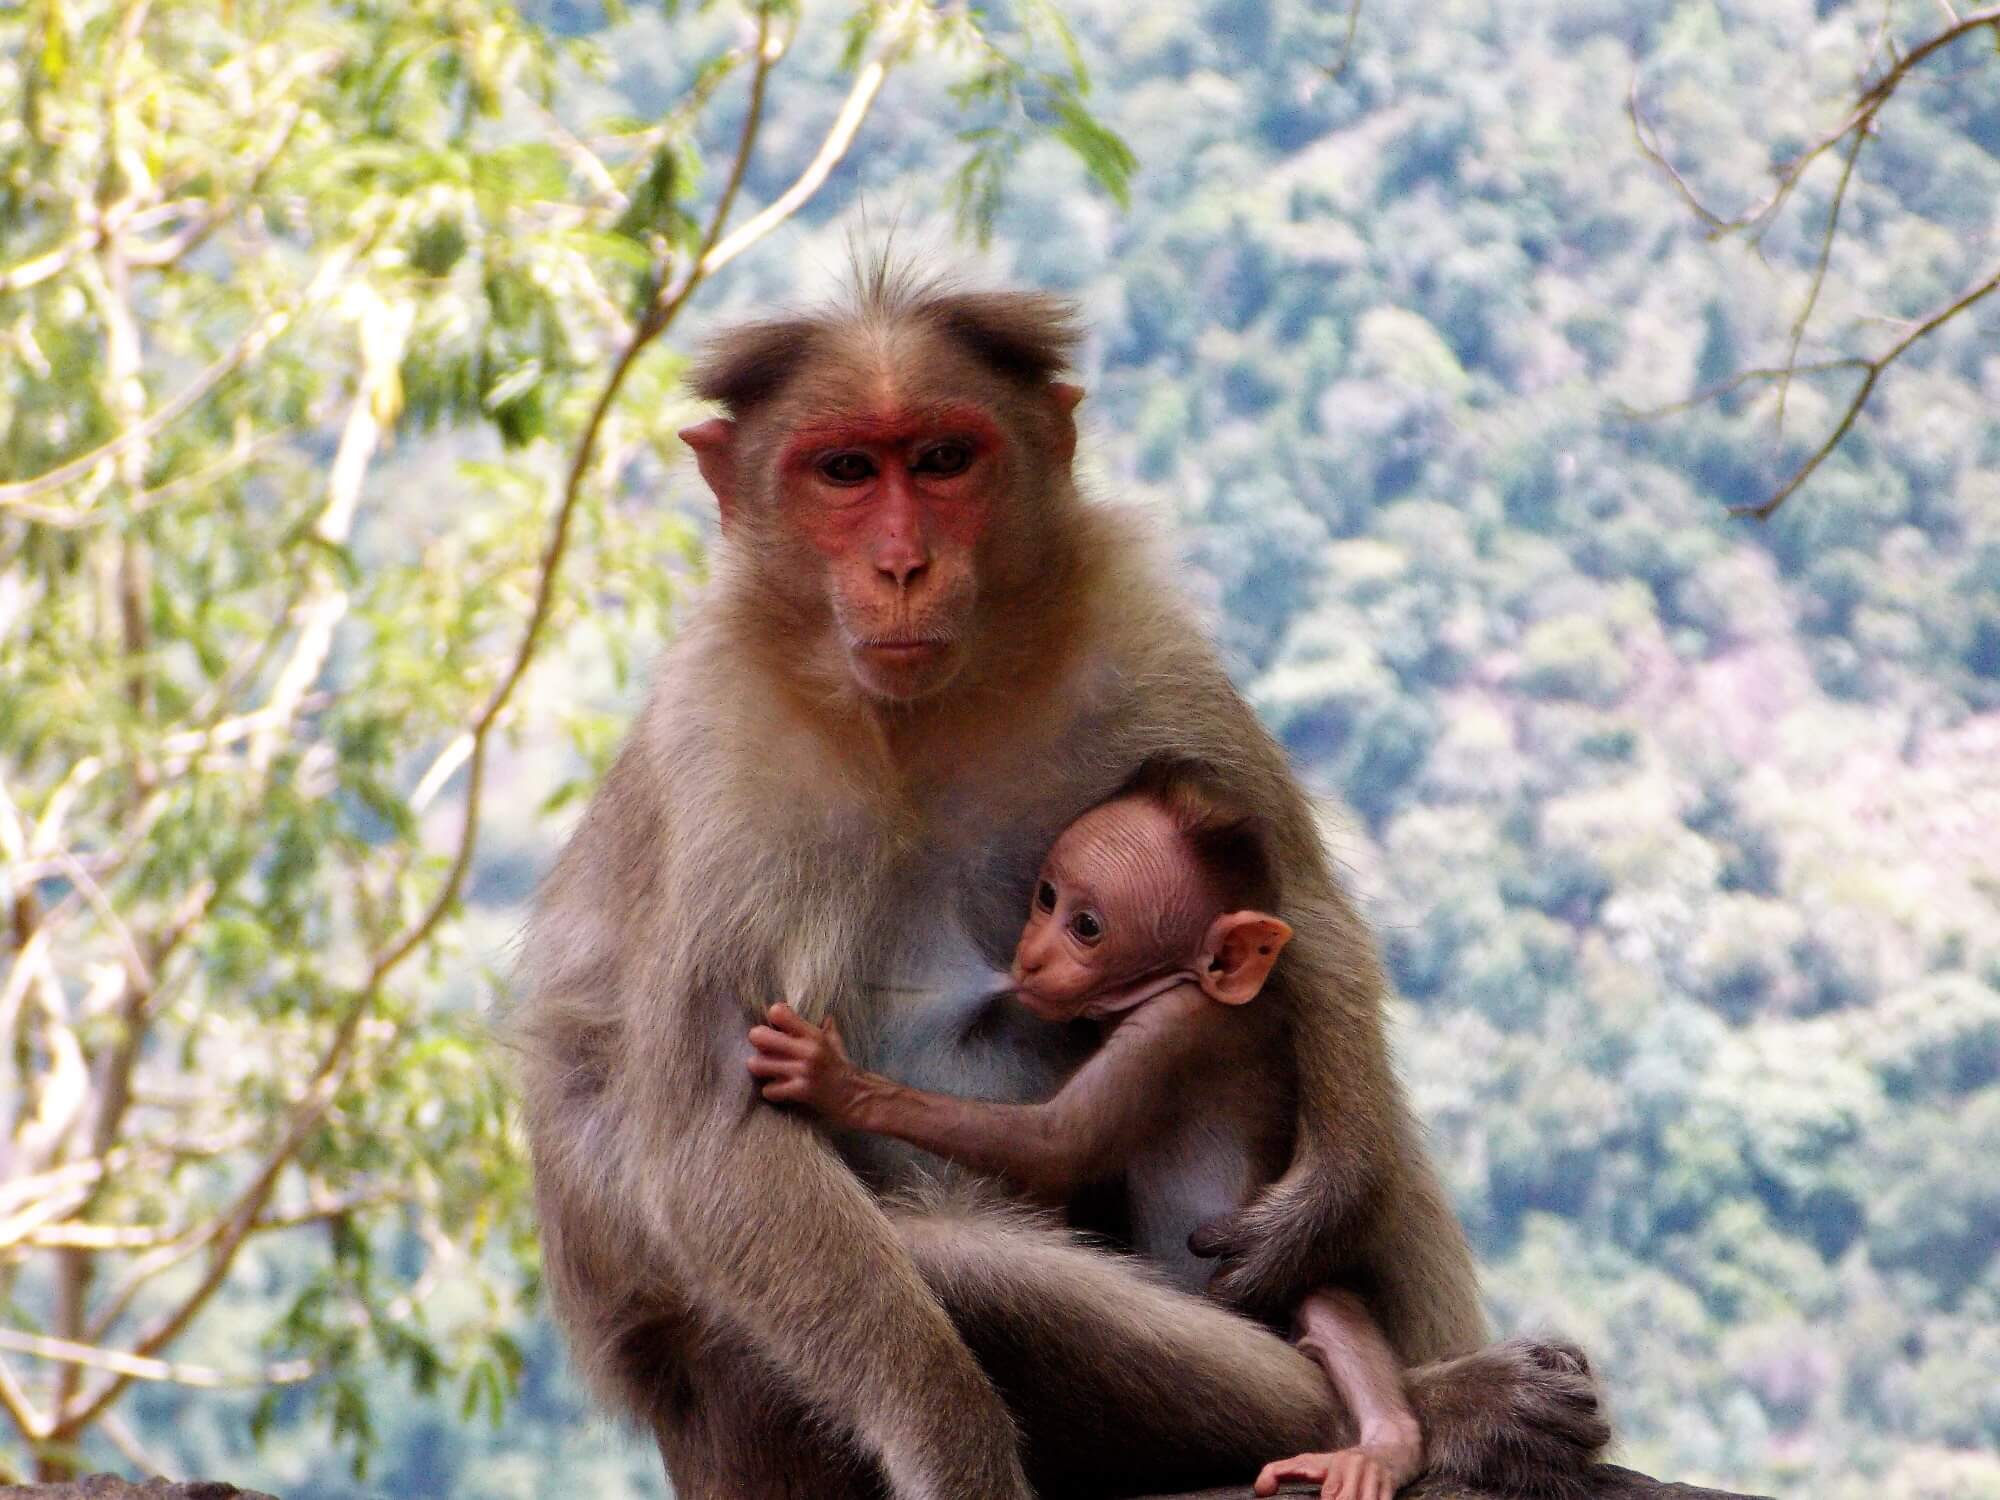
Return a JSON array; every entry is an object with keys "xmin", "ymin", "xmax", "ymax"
[
  {"xmin": 849, "ymin": 249, "xmax": 1085, "ymax": 385},
  {"xmin": 685, "ymin": 315, "xmax": 823, "ymax": 417},
  {"xmin": 687, "ymin": 251, "xmax": 1083, "ymax": 420},
  {"xmin": 1116, "ymin": 758, "xmax": 1282, "ymax": 914}
]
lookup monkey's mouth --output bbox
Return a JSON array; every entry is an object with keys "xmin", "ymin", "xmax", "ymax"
[{"xmin": 857, "ymin": 637, "xmax": 949, "ymax": 664}]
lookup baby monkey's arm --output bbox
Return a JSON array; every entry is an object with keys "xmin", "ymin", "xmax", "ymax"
[
  {"xmin": 1253, "ymin": 1288, "xmax": 1424, "ymax": 1500},
  {"xmin": 747, "ymin": 991, "xmax": 1215, "ymax": 1204}
]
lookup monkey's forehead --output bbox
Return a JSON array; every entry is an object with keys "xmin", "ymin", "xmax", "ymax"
[{"xmin": 1050, "ymin": 804, "xmax": 1206, "ymax": 902}]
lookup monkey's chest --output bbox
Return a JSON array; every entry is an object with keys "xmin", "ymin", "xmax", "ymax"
[{"xmin": 1125, "ymin": 1115, "xmax": 1264, "ymax": 1297}]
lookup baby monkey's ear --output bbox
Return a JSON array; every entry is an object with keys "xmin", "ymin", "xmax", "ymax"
[{"xmin": 1196, "ymin": 912, "xmax": 1294, "ymax": 1005}]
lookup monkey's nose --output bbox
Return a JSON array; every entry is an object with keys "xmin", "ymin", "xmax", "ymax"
[{"xmin": 875, "ymin": 552, "xmax": 928, "ymax": 589}]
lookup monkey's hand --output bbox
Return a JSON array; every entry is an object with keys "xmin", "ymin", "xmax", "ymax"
[
  {"xmin": 1188, "ymin": 1206, "xmax": 1298, "ymax": 1316},
  {"xmin": 1253, "ymin": 1432, "xmax": 1421, "ymax": 1500},
  {"xmin": 1189, "ymin": 1178, "xmax": 1349, "ymax": 1317},
  {"xmin": 747, "ymin": 1004, "xmax": 869, "ymax": 1125}
]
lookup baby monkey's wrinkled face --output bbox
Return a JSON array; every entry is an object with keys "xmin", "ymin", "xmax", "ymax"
[{"xmin": 1009, "ymin": 796, "xmax": 1217, "ymax": 1021}]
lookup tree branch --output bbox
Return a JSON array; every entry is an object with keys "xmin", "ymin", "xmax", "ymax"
[
  {"xmin": 0, "ymin": 237, "xmax": 365, "ymax": 511},
  {"xmin": 0, "ymin": 1327, "xmax": 313, "ymax": 1390},
  {"xmin": 1626, "ymin": 5, "xmax": 2000, "ymax": 516},
  {"xmin": 1731, "ymin": 262, "xmax": 2000, "ymax": 520}
]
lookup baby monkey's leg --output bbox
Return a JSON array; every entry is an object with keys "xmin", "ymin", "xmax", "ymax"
[{"xmin": 1254, "ymin": 1287, "xmax": 1423, "ymax": 1500}]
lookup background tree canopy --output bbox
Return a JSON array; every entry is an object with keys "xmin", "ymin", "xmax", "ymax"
[{"xmin": 2, "ymin": 0, "xmax": 1996, "ymax": 1497}]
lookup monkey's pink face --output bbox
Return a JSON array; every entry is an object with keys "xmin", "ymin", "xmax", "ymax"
[
  {"xmin": 1009, "ymin": 800, "xmax": 1211, "ymax": 1021},
  {"xmin": 776, "ymin": 402, "xmax": 1005, "ymax": 703}
]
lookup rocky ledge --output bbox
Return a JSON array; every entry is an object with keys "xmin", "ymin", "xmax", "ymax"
[{"xmin": 3, "ymin": 1469, "xmax": 1769, "ymax": 1499}]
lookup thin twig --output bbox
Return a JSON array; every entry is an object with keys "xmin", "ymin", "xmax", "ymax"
[
  {"xmin": 0, "ymin": 239, "xmax": 364, "ymax": 510},
  {"xmin": 1626, "ymin": 5, "xmax": 2000, "ymax": 516},
  {"xmin": 1732, "ymin": 263, "xmax": 2000, "ymax": 519},
  {"xmin": 1775, "ymin": 125, "xmax": 1866, "ymax": 431},
  {"xmin": 101, "ymin": 1409, "xmax": 172, "ymax": 1479},
  {"xmin": 0, "ymin": 1355, "xmax": 46, "ymax": 1442},
  {"xmin": 1322, "ymin": 0, "xmax": 1364, "ymax": 80}
]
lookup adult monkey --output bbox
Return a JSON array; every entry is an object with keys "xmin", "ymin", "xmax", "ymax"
[{"xmin": 516, "ymin": 265, "xmax": 1606, "ymax": 1500}]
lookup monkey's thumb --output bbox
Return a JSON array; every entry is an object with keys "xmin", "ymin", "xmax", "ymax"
[{"xmin": 1187, "ymin": 1220, "xmax": 1235, "ymax": 1259}]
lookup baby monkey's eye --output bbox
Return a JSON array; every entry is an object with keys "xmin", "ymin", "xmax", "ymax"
[
  {"xmin": 1069, "ymin": 910, "xmax": 1104, "ymax": 945},
  {"xmin": 1034, "ymin": 880, "xmax": 1057, "ymax": 913}
]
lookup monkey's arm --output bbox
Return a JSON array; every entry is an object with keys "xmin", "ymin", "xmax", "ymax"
[{"xmin": 750, "ymin": 989, "xmax": 1218, "ymax": 1203}]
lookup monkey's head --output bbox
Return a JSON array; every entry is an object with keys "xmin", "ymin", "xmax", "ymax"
[
  {"xmin": 678, "ymin": 265, "xmax": 1087, "ymax": 705},
  {"xmin": 1009, "ymin": 763, "xmax": 1293, "ymax": 1022}
]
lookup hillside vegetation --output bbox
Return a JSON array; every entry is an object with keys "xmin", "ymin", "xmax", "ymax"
[{"xmin": 7, "ymin": 0, "xmax": 1994, "ymax": 1495}]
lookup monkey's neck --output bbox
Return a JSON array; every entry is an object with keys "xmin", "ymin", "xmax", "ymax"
[{"xmin": 1078, "ymin": 969, "xmax": 1204, "ymax": 1023}]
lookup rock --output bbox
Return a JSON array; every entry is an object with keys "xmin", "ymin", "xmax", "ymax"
[
  {"xmin": 1144, "ymin": 1469, "xmax": 1772, "ymax": 1499},
  {"xmin": 0, "ymin": 1481, "xmax": 279, "ymax": 1500},
  {"xmin": 1, "ymin": 1464, "xmax": 1769, "ymax": 1499}
]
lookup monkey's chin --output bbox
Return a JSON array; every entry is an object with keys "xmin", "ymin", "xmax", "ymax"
[{"xmin": 848, "ymin": 640, "xmax": 961, "ymax": 703}]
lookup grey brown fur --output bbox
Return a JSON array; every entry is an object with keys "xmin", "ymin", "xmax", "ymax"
[{"xmin": 514, "ymin": 268, "xmax": 1607, "ymax": 1500}]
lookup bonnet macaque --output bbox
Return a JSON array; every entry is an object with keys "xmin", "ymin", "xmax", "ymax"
[
  {"xmin": 522, "ymin": 265, "xmax": 1606, "ymax": 1500},
  {"xmin": 750, "ymin": 764, "xmax": 1424, "ymax": 1500}
]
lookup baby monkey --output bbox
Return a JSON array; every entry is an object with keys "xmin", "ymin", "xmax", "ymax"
[{"xmin": 748, "ymin": 763, "xmax": 1423, "ymax": 1500}]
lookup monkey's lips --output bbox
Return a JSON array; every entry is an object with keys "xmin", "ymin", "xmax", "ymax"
[{"xmin": 858, "ymin": 636, "xmax": 948, "ymax": 661}]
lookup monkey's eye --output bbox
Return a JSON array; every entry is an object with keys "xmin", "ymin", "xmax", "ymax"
[
  {"xmin": 818, "ymin": 452, "xmax": 875, "ymax": 485},
  {"xmin": 1034, "ymin": 880, "xmax": 1057, "ymax": 913},
  {"xmin": 911, "ymin": 441, "xmax": 972, "ymax": 477},
  {"xmin": 1069, "ymin": 910, "xmax": 1104, "ymax": 945}
]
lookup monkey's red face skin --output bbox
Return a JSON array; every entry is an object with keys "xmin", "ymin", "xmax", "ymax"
[{"xmin": 777, "ymin": 402, "xmax": 1006, "ymax": 702}]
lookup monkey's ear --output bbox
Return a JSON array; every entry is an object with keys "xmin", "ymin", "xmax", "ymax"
[
  {"xmin": 679, "ymin": 419, "xmax": 739, "ymax": 529},
  {"xmin": 1048, "ymin": 382, "xmax": 1084, "ymax": 465},
  {"xmin": 1196, "ymin": 912, "xmax": 1293, "ymax": 1006}
]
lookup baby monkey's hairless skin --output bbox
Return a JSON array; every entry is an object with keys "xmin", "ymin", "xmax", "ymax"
[{"xmin": 748, "ymin": 767, "xmax": 1423, "ymax": 1500}]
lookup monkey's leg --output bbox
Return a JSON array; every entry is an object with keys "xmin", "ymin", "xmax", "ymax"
[
  {"xmin": 897, "ymin": 1203, "xmax": 1608, "ymax": 1500},
  {"xmin": 895, "ymin": 1202, "xmax": 1335, "ymax": 1499},
  {"xmin": 634, "ymin": 1313, "xmax": 887, "ymax": 1500}
]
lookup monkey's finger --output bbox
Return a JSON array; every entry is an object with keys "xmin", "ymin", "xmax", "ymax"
[
  {"xmin": 765, "ymin": 1003, "xmax": 817, "ymax": 1037},
  {"xmin": 759, "ymin": 1079, "xmax": 811, "ymax": 1104},
  {"xmin": 746, "ymin": 1026, "xmax": 817, "ymax": 1058},
  {"xmin": 746, "ymin": 1054, "xmax": 806, "ymax": 1080},
  {"xmin": 1256, "ymin": 1456, "xmax": 1328, "ymax": 1493},
  {"xmin": 1187, "ymin": 1219, "xmax": 1242, "ymax": 1258}
]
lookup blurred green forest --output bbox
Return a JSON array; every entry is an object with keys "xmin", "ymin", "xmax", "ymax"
[{"xmin": 4, "ymin": 0, "xmax": 1997, "ymax": 1496}]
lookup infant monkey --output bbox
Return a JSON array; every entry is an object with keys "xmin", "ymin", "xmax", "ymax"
[{"xmin": 748, "ymin": 763, "xmax": 1422, "ymax": 1500}]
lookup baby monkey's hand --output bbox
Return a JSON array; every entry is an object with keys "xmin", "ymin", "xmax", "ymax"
[
  {"xmin": 748, "ymin": 1003, "xmax": 866, "ymax": 1123},
  {"xmin": 1253, "ymin": 1433, "xmax": 1421, "ymax": 1500}
]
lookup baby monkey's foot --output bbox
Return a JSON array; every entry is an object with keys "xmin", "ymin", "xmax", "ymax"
[{"xmin": 1253, "ymin": 1424, "xmax": 1423, "ymax": 1500}]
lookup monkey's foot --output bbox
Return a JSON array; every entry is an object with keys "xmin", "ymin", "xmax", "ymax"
[{"xmin": 1407, "ymin": 1338, "xmax": 1609, "ymax": 1500}]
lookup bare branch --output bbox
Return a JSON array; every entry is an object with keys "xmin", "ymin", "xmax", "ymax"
[
  {"xmin": 1732, "ymin": 263, "xmax": 2000, "ymax": 520},
  {"xmin": 1322, "ymin": 0, "xmax": 1364, "ymax": 80},
  {"xmin": 1627, "ymin": 6, "xmax": 2000, "ymax": 515},
  {"xmin": 0, "ymin": 237, "xmax": 89, "ymax": 297},
  {"xmin": 0, "ymin": 1327, "xmax": 313, "ymax": 1390},
  {"xmin": 1774, "ymin": 125, "xmax": 1865, "ymax": 431},
  {"xmin": 0, "ymin": 1355, "xmax": 47, "ymax": 1443},
  {"xmin": 101, "ymin": 1410, "xmax": 172, "ymax": 1479}
]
